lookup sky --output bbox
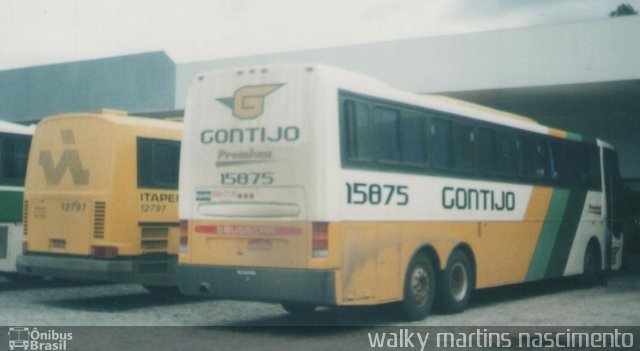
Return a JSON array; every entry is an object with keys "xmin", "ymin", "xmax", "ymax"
[{"xmin": 1, "ymin": 0, "xmax": 639, "ymax": 70}]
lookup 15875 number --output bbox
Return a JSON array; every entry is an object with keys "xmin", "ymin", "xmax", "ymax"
[
  {"xmin": 346, "ymin": 182, "xmax": 409, "ymax": 206},
  {"xmin": 220, "ymin": 172, "xmax": 274, "ymax": 185}
]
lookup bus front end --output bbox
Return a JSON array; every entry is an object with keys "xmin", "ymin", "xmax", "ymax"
[{"xmin": 178, "ymin": 66, "xmax": 338, "ymax": 308}]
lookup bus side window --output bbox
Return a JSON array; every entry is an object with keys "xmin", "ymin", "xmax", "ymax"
[
  {"xmin": 574, "ymin": 144, "xmax": 590, "ymax": 187},
  {"xmin": 477, "ymin": 127, "xmax": 497, "ymax": 176},
  {"xmin": 0, "ymin": 134, "xmax": 30, "ymax": 185},
  {"xmin": 452, "ymin": 123, "xmax": 475, "ymax": 173},
  {"xmin": 550, "ymin": 140, "xmax": 587, "ymax": 188},
  {"xmin": 373, "ymin": 106, "xmax": 401, "ymax": 163},
  {"xmin": 429, "ymin": 118, "xmax": 452, "ymax": 170},
  {"xmin": 496, "ymin": 131, "xmax": 518, "ymax": 178},
  {"xmin": 400, "ymin": 112, "xmax": 428, "ymax": 166},
  {"xmin": 588, "ymin": 146, "xmax": 601, "ymax": 190},
  {"xmin": 344, "ymin": 99, "xmax": 373, "ymax": 162},
  {"xmin": 522, "ymin": 137, "xmax": 548, "ymax": 181}
]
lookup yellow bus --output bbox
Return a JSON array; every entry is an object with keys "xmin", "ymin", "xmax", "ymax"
[
  {"xmin": 17, "ymin": 110, "xmax": 182, "ymax": 290},
  {"xmin": 177, "ymin": 65, "xmax": 623, "ymax": 319}
]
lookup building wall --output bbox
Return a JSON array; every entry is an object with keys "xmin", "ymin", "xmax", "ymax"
[
  {"xmin": 175, "ymin": 17, "xmax": 640, "ymax": 107},
  {"xmin": 0, "ymin": 52, "xmax": 176, "ymax": 122},
  {"xmin": 174, "ymin": 17, "xmax": 640, "ymax": 177}
]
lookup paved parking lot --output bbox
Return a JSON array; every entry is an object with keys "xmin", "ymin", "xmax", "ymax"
[
  {"xmin": 2, "ymin": 268, "xmax": 639, "ymax": 327},
  {"xmin": 2, "ymin": 268, "xmax": 639, "ymax": 351}
]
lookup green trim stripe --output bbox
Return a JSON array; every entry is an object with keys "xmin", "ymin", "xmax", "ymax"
[
  {"xmin": 525, "ymin": 188, "xmax": 588, "ymax": 281},
  {"xmin": 526, "ymin": 189, "xmax": 569, "ymax": 281},
  {"xmin": 545, "ymin": 189, "xmax": 588, "ymax": 277},
  {"xmin": 565, "ymin": 132, "xmax": 583, "ymax": 142}
]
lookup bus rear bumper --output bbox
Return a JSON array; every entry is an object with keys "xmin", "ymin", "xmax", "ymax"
[
  {"xmin": 178, "ymin": 264, "xmax": 336, "ymax": 305},
  {"xmin": 16, "ymin": 253, "xmax": 177, "ymax": 286}
]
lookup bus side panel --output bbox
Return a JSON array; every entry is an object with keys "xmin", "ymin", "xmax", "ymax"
[
  {"xmin": 562, "ymin": 191, "xmax": 605, "ymax": 276},
  {"xmin": 0, "ymin": 224, "xmax": 23, "ymax": 273},
  {"xmin": 0, "ymin": 191, "xmax": 23, "ymax": 222}
]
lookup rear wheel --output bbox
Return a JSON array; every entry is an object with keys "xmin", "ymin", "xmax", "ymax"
[
  {"xmin": 581, "ymin": 241, "xmax": 603, "ymax": 288},
  {"xmin": 398, "ymin": 254, "xmax": 436, "ymax": 321},
  {"xmin": 436, "ymin": 249, "xmax": 474, "ymax": 314},
  {"xmin": 281, "ymin": 302, "xmax": 317, "ymax": 315}
]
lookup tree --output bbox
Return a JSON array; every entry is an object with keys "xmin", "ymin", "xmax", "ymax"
[{"xmin": 609, "ymin": 3, "xmax": 639, "ymax": 17}]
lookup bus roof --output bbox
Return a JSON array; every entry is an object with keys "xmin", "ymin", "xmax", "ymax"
[
  {"xmin": 0, "ymin": 120, "xmax": 35, "ymax": 135},
  {"xmin": 197, "ymin": 64, "xmax": 592, "ymax": 144}
]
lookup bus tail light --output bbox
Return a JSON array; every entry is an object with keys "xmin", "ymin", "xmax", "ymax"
[
  {"xmin": 92, "ymin": 245, "xmax": 118, "ymax": 259},
  {"xmin": 180, "ymin": 220, "xmax": 189, "ymax": 253},
  {"xmin": 312, "ymin": 222, "xmax": 329, "ymax": 258}
]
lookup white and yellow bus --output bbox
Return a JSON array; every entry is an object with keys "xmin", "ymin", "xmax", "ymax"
[
  {"xmin": 0, "ymin": 121, "xmax": 35, "ymax": 279},
  {"xmin": 17, "ymin": 110, "xmax": 182, "ymax": 290},
  {"xmin": 177, "ymin": 65, "xmax": 623, "ymax": 319}
]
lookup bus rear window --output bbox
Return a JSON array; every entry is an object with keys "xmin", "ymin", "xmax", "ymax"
[{"xmin": 137, "ymin": 137, "xmax": 180, "ymax": 189}]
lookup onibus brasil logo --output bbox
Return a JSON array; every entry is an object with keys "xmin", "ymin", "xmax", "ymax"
[
  {"xmin": 216, "ymin": 84, "xmax": 284, "ymax": 120},
  {"xmin": 8, "ymin": 327, "xmax": 72, "ymax": 350}
]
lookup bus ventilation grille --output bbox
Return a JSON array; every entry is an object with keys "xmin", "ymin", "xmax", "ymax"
[
  {"xmin": 141, "ymin": 227, "xmax": 169, "ymax": 253},
  {"xmin": 94, "ymin": 202, "xmax": 106, "ymax": 238},
  {"xmin": 23, "ymin": 201, "xmax": 28, "ymax": 236}
]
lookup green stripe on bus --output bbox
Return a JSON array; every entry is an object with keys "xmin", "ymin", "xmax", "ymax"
[
  {"xmin": 525, "ymin": 188, "xmax": 569, "ymax": 281},
  {"xmin": 565, "ymin": 132, "xmax": 583, "ymax": 142},
  {"xmin": 0, "ymin": 191, "xmax": 24, "ymax": 222},
  {"xmin": 544, "ymin": 189, "xmax": 588, "ymax": 277}
]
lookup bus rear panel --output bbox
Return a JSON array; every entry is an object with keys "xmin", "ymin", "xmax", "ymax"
[{"xmin": 18, "ymin": 112, "xmax": 181, "ymax": 286}]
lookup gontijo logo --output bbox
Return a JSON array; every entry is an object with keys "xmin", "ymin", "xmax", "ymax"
[{"xmin": 216, "ymin": 84, "xmax": 284, "ymax": 120}]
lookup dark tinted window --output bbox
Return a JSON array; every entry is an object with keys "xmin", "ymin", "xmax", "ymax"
[
  {"xmin": 374, "ymin": 107, "xmax": 400, "ymax": 162},
  {"xmin": 137, "ymin": 137, "xmax": 180, "ymax": 189},
  {"xmin": 588, "ymin": 147, "xmax": 601, "ymax": 190},
  {"xmin": 430, "ymin": 118, "xmax": 452, "ymax": 169},
  {"xmin": 344, "ymin": 100, "xmax": 373, "ymax": 162},
  {"xmin": 400, "ymin": 112, "xmax": 428, "ymax": 165},
  {"xmin": 478, "ymin": 127, "xmax": 496, "ymax": 175},
  {"xmin": 521, "ymin": 137, "xmax": 548, "ymax": 180},
  {"xmin": 0, "ymin": 134, "xmax": 31, "ymax": 185},
  {"xmin": 496, "ymin": 132, "xmax": 518, "ymax": 177},
  {"xmin": 453, "ymin": 123, "xmax": 475, "ymax": 172}
]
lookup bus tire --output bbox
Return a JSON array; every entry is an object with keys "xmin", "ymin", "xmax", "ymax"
[
  {"xmin": 281, "ymin": 302, "xmax": 317, "ymax": 315},
  {"xmin": 399, "ymin": 254, "xmax": 436, "ymax": 321},
  {"xmin": 436, "ymin": 249, "xmax": 474, "ymax": 314},
  {"xmin": 581, "ymin": 240, "xmax": 602, "ymax": 288}
]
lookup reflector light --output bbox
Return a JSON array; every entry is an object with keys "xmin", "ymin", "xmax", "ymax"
[
  {"xmin": 91, "ymin": 245, "xmax": 118, "ymax": 259},
  {"xmin": 180, "ymin": 220, "xmax": 189, "ymax": 253},
  {"xmin": 312, "ymin": 222, "xmax": 329, "ymax": 258}
]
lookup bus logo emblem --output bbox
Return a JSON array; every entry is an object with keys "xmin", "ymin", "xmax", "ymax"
[
  {"xmin": 217, "ymin": 84, "xmax": 284, "ymax": 120},
  {"xmin": 39, "ymin": 130, "xmax": 90, "ymax": 185}
]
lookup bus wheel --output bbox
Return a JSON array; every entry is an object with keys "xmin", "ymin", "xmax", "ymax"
[
  {"xmin": 399, "ymin": 254, "xmax": 436, "ymax": 321},
  {"xmin": 281, "ymin": 302, "xmax": 317, "ymax": 315},
  {"xmin": 436, "ymin": 249, "xmax": 473, "ymax": 314},
  {"xmin": 581, "ymin": 241, "xmax": 602, "ymax": 288}
]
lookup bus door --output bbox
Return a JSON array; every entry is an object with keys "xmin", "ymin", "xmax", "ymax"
[{"xmin": 603, "ymin": 147, "xmax": 623, "ymax": 270}]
